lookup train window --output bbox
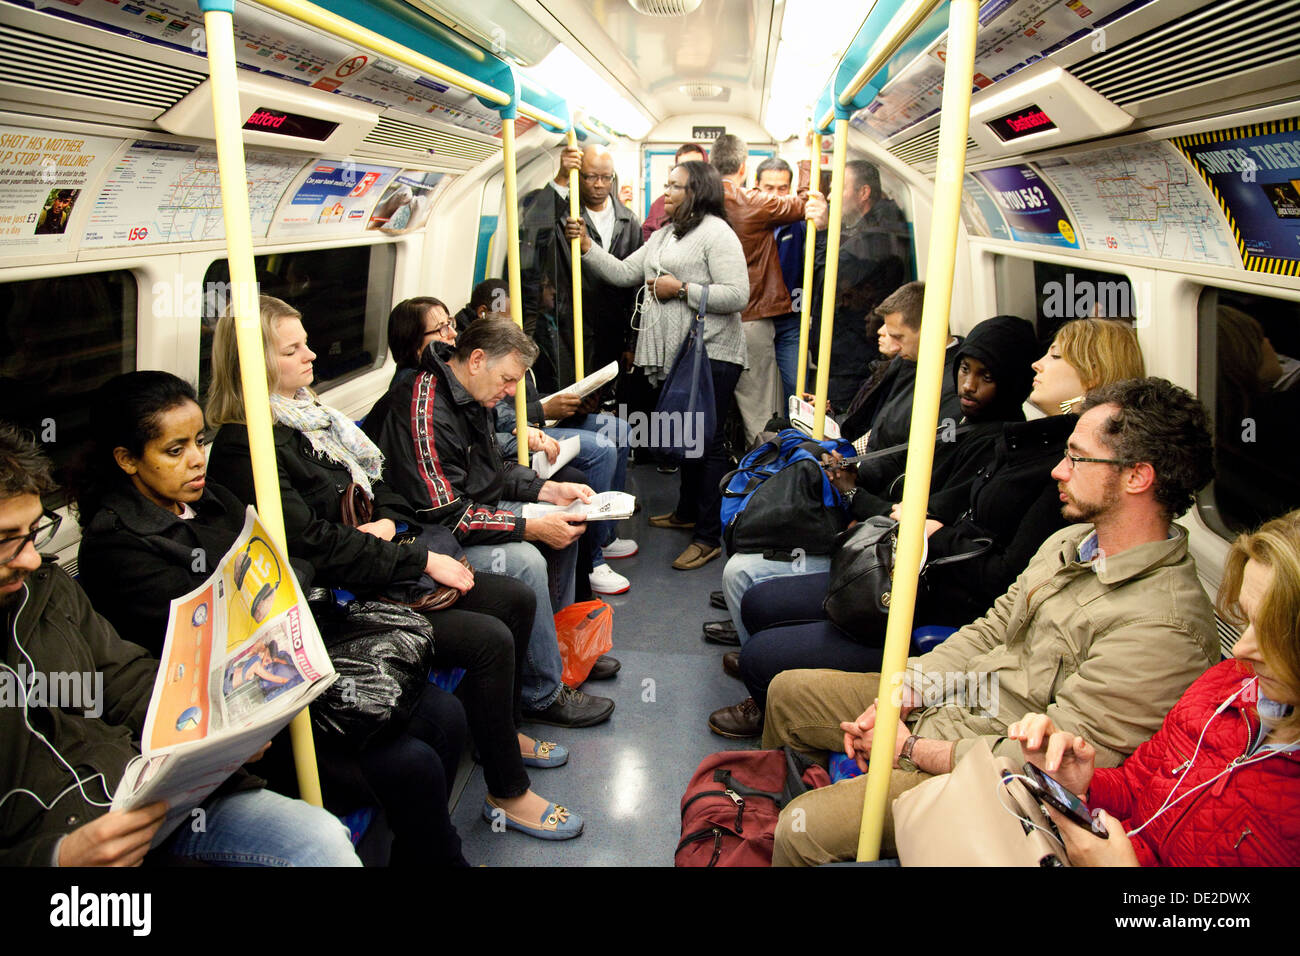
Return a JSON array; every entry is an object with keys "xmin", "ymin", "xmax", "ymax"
[
  {"xmin": 994, "ymin": 257, "xmax": 1136, "ymax": 343},
  {"xmin": 200, "ymin": 244, "xmax": 396, "ymax": 398},
  {"xmin": 1197, "ymin": 287, "xmax": 1300, "ymax": 539},
  {"xmin": 0, "ymin": 271, "xmax": 138, "ymax": 503}
]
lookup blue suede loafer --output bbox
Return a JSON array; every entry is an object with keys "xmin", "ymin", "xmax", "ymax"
[
  {"xmin": 482, "ymin": 797, "xmax": 584, "ymax": 840},
  {"xmin": 521, "ymin": 738, "xmax": 569, "ymax": 768}
]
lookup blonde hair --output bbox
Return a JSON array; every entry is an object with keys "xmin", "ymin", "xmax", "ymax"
[
  {"xmin": 206, "ymin": 294, "xmax": 303, "ymax": 426},
  {"xmin": 1054, "ymin": 319, "xmax": 1145, "ymax": 391},
  {"xmin": 1218, "ymin": 509, "xmax": 1300, "ymax": 741}
]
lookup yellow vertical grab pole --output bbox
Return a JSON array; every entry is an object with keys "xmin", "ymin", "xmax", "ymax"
[
  {"xmin": 567, "ymin": 128, "xmax": 585, "ymax": 383},
  {"xmin": 501, "ymin": 115, "xmax": 530, "ymax": 465},
  {"xmin": 199, "ymin": 0, "xmax": 322, "ymax": 806},
  {"xmin": 856, "ymin": 0, "xmax": 980, "ymax": 861},
  {"xmin": 811, "ymin": 122, "xmax": 849, "ymax": 440},
  {"xmin": 795, "ymin": 131, "xmax": 820, "ymax": 399}
]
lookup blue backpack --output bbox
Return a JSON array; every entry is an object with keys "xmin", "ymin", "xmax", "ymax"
[{"xmin": 719, "ymin": 428, "xmax": 856, "ymax": 556}]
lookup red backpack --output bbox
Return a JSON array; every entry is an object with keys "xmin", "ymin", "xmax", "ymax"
[{"xmin": 675, "ymin": 748, "xmax": 831, "ymax": 867}]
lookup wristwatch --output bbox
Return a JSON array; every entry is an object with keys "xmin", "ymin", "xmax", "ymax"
[
  {"xmin": 897, "ymin": 734, "xmax": 921, "ymax": 772},
  {"xmin": 675, "ymin": 284, "xmax": 688, "ymax": 300}
]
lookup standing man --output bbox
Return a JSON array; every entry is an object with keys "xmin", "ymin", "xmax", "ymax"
[
  {"xmin": 759, "ymin": 157, "xmax": 810, "ymax": 407},
  {"xmin": 807, "ymin": 159, "xmax": 913, "ymax": 411},
  {"xmin": 712, "ymin": 134, "xmax": 808, "ymax": 446},
  {"xmin": 520, "ymin": 144, "xmax": 642, "ymax": 394}
]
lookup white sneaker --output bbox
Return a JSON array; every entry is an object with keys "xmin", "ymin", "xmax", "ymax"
[
  {"xmin": 589, "ymin": 563, "xmax": 630, "ymax": 595},
  {"xmin": 602, "ymin": 537, "xmax": 639, "ymax": 559}
]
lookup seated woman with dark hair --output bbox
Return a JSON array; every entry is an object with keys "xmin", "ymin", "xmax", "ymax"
[
  {"xmin": 1011, "ymin": 509, "xmax": 1300, "ymax": 866},
  {"xmin": 74, "ymin": 371, "xmax": 476, "ymax": 864},
  {"xmin": 200, "ymin": 294, "xmax": 586, "ymax": 840}
]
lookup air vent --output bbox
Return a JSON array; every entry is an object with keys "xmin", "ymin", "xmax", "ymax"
[
  {"xmin": 679, "ymin": 82, "xmax": 727, "ymax": 101},
  {"xmin": 363, "ymin": 116, "xmax": 500, "ymax": 163},
  {"xmin": 0, "ymin": 22, "xmax": 205, "ymax": 112},
  {"xmin": 628, "ymin": 0, "xmax": 703, "ymax": 16},
  {"xmin": 889, "ymin": 128, "xmax": 980, "ymax": 167},
  {"xmin": 1216, "ymin": 612, "xmax": 1241, "ymax": 661},
  {"xmin": 1068, "ymin": 0, "xmax": 1300, "ymax": 106}
]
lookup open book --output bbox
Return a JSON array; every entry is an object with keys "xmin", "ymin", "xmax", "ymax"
[
  {"xmin": 111, "ymin": 507, "xmax": 335, "ymax": 848},
  {"xmin": 541, "ymin": 361, "xmax": 619, "ymax": 425},
  {"xmin": 789, "ymin": 394, "xmax": 841, "ymax": 440},
  {"xmin": 522, "ymin": 491, "xmax": 636, "ymax": 522}
]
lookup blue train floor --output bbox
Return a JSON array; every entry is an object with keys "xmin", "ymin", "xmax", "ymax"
[{"xmin": 449, "ymin": 460, "xmax": 760, "ymax": 866}]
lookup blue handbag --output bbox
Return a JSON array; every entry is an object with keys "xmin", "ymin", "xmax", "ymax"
[{"xmin": 653, "ymin": 285, "xmax": 715, "ymax": 463}]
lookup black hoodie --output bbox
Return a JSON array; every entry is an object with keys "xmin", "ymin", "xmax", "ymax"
[{"xmin": 848, "ymin": 314, "xmax": 1038, "ymax": 519}]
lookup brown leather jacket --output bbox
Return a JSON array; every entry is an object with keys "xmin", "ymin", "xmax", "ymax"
[{"xmin": 723, "ymin": 177, "xmax": 807, "ymax": 321}]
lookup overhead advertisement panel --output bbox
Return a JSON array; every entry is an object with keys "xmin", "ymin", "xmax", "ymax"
[
  {"xmin": 270, "ymin": 159, "xmax": 399, "ymax": 237},
  {"xmin": 365, "ymin": 170, "xmax": 448, "ymax": 235},
  {"xmin": 970, "ymin": 164, "xmax": 1079, "ymax": 247},
  {"xmin": 1034, "ymin": 141, "xmax": 1240, "ymax": 267},
  {"xmin": 962, "ymin": 173, "xmax": 1012, "ymax": 240},
  {"xmin": 81, "ymin": 140, "xmax": 307, "ymax": 247},
  {"xmin": 851, "ymin": 0, "xmax": 1154, "ymax": 142},
  {"xmin": 1172, "ymin": 118, "xmax": 1300, "ymax": 276},
  {"xmin": 0, "ymin": 124, "xmax": 121, "ymax": 254}
]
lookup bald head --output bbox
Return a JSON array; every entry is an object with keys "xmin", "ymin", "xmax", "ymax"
[{"xmin": 579, "ymin": 145, "xmax": 615, "ymax": 208}]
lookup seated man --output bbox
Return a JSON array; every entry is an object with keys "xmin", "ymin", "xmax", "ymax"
[
  {"xmin": 364, "ymin": 318, "xmax": 616, "ymax": 727},
  {"xmin": 764, "ymin": 378, "xmax": 1219, "ymax": 865},
  {"xmin": 0, "ymin": 425, "xmax": 359, "ymax": 867}
]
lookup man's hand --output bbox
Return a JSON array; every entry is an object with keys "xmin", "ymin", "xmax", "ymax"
[
  {"xmin": 542, "ymin": 392, "xmax": 582, "ymax": 421},
  {"xmin": 58, "ymin": 802, "xmax": 169, "ymax": 867},
  {"xmin": 425, "ymin": 552, "xmax": 475, "ymax": 592},
  {"xmin": 576, "ymin": 393, "xmax": 602, "ymax": 416},
  {"xmin": 555, "ymin": 145, "xmax": 582, "ymax": 182},
  {"xmin": 1007, "ymin": 714, "xmax": 1097, "ymax": 797},
  {"xmin": 563, "ymin": 216, "xmax": 592, "ymax": 254},
  {"xmin": 650, "ymin": 274, "xmax": 685, "ymax": 301},
  {"xmin": 525, "ymin": 428, "xmax": 561, "ymax": 463},
  {"xmin": 821, "ymin": 450, "xmax": 857, "ymax": 494},
  {"xmin": 839, "ymin": 688, "xmax": 919, "ymax": 773},
  {"xmin": 355, "ymin": 518, "xmax": 396, "ymax": 541},
  {"xmin": 1044, "ymin": 805, "xmax": 1137, "ymax": 866},
  {"xmin": 523, "ymin": 512, "xmax": 587, "ymax": 549},
  {"xmin": 806, "ymin": 191, "xmax": 829, "ymax": 230},
  {"xmin": 245, "ymin": 741, "xmax": 273, "ymax": 763},
  {"xmin": 538, "ymin": 481, "xmax": 594, "ymax": 505}
]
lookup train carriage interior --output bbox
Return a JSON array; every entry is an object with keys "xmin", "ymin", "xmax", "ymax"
[{"xmin": 2, "ymin": 0, "xmax": 1299, "ymax": 868}]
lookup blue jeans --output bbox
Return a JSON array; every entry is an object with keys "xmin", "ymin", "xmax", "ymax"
[
  {"xmin": 163, "ymin": 788, "xmax": 361, "ymax": 866},
  {"xmin": 721, "ymin": 551, "xmax": 832, "ymax": 644},
  {"xmin": 464, "ymin": 540, "xmax": 566, "ymax": 709},
  {"xmin": 771, "ymin": 312, "xmax": 801, "ymax": 408}
]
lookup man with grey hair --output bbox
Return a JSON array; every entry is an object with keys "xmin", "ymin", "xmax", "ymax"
[
  {"xmin": 520, "ymin": 143, "xmax": 643, "ymax": 393},
  {"xmin": 712, "ymin": 134, "xmax": 808, "ymax": 446},
  {"xmin": 365, "ymin": 318, "xmax": 618, "ymax": 727}
]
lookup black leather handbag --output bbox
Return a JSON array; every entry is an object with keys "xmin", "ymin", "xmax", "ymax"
[{"xmin": 823, "ymin": 517, "xmax": 991, "ymax": 641}]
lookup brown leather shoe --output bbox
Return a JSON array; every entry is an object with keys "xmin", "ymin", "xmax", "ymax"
[
  {"xmin": 649, "ymin": 512, "xmax": 695, "ymax": 529},
  {"xmin": 673, "ymin": 542, "xmax": 722, "ymax": 570},
  {"xmin": 722, "ymin": 651, "xmax": 741, "ymax": 680},
  {"xmin": 708, "ymin": 697, "xmax": 762, "ymax": 738}
]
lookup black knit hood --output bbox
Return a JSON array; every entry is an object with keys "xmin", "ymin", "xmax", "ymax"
[{"xmin": 953, "ymin": 314, "xmax": 1038, "ymax": 423}]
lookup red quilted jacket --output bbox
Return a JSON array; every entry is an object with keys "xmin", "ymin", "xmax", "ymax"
[{"xmin": 1088, "ymin": 660, "xmax": 1300, "ymax": 866}]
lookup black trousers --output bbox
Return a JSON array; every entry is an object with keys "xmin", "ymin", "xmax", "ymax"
[
  {"xmin": 426, "ymin": 570, "xmax": 536, "ymax": 799},
  {"xmin": 676, "ymin": 359, "xmax": 743, "ymax": 548}
]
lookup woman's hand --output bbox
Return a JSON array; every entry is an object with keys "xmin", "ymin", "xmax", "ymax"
[
  {"xmin": 1007, "ymin": 714, "xmax": 1097, "ymax": 797},
  {"xmin": 650, "ymin": 274, "xmax": 685, "ymax": 301},
  {"xmin": 563, "ymin": 216, "xmax": 592, "ymax": 254},
  {"xmin": 355, "ymin": 518, "xmax": 396, "ymax": 541},
  {"xmin": 425, "ymin": 552, "xmax": 474, "ymax": 592},
  {"xmin": 1044, "ymin": 805, "xmax": 1138, "ymax": 867},
  {"xmin": 886, "ymin": 503, "xmax": 943, "ymax": 538}
]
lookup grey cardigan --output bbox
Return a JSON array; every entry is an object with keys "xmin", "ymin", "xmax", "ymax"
[{"xmin": 580, "ymin": 213, "xmax": 749, "ymax": 379}]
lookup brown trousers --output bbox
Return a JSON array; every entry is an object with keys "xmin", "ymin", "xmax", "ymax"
[{"xmin": 762, "ymin": 669, "xmax": 931, "ymax": 866}]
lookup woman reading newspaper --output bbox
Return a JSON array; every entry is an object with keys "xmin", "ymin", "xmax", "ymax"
[{"xmin": 75, "ymin": 372, "xmax": 477, "ymax": 863}]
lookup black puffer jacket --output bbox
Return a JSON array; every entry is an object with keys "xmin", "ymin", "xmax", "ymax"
[
  {"xmin": 207, "ymin": 421, "xmax": 449, "ymax": 592},
  {"xmin": 362, "ymin": 346, "xmax": 545, "ymax": 545}
]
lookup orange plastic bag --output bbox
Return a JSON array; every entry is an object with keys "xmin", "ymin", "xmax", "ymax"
[{"xmin": 554, "ymin": 600, "xmax": 614, "ymax": 687}]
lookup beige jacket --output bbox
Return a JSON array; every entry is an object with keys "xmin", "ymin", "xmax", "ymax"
[{"xmin": 903, "ymin": 523, "xmax": 1217, "ymax": 767}]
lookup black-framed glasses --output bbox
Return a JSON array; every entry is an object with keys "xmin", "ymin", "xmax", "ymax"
[
  {"xmin": 1062, "ymin": 452, "xmax": 1131, "ymax": 470},
  {"xmin": 423, "ymin": 320, "xmax": 454, "ymax": 339},
  {"xmin": 581, "ymin": 173, "xmax": 614, "ymax": 184},
  {"xmin": 0, "ymin": 510, "xmax": 61, "ymax": 565}
]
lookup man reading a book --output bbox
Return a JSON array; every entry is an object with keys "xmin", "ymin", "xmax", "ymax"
[{"xmin": 0, "ymin": 423, "xmax": 360, "ymax": 866}]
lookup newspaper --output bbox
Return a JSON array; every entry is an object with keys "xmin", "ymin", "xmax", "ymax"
[
  {"xmin": 522, "ymin": 491, "xmax": 635, "ymax": 522},
  {"xmin": 541, "ymin": 361, "xmax": 618, "ymax": 425},
  {"xmin": 789, "ymin": 395, "xmax": 841, "ymax": 440},
  {"xmin": 532, "ymin": 434, "xmax": 581, "ymax": 480},
  {"xmin": 111, "ymin": 507, "xmax": 335, "ymax": 847}
]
